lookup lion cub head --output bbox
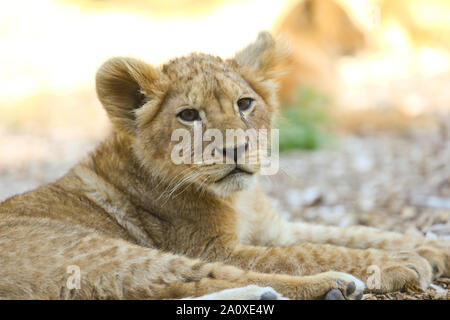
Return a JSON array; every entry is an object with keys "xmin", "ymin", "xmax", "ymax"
[{"xmin": 95, "ymin": 32, "xmax": 286, "ymax": 197}]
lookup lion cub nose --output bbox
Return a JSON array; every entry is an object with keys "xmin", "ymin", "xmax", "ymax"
[{"xmin": 220, "ymin": 143, "xmax": 248, "ymax": 163}]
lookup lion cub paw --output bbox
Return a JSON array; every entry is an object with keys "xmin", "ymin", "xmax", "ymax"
[
  {"xmin": 368, "ymin": 251, "xmax": 433, "ymax": 293},
  {"xmin": 322, "ymin": 272, "xmax": 365, "ymax": 300},
  {"xmin": 191, "ymin": 285, "xmax": 288, "ymax": 300}
]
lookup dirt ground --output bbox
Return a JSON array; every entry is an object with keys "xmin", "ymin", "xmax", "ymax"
[{"xmin": 1, "ymin": 114, "xmax": 449, "ymax": 300}]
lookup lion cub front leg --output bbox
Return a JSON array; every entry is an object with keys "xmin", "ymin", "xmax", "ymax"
[
  {"xmin": 244, "ymin": 186, "xmax": 449, "ymax": 279},
  {"xmin": 74, "ymin": 240, "xmax": 365, "ymax": 300},
  {"xmin": 285, "ymin": 222, "xmax": 450, "ymax": 279},
  {"xmin": 271, "ymin": 219, "xmax": 449, "ymax": 279},
  {"xmin": 208, "ymin": 242, "xmax": 432, "ymax": 293}
]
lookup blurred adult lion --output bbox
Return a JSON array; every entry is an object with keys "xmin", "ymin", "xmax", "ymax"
[
  {"xmin": 379, "ymin": 0, "xmax": 450, "ymax": 49},
  {"xmin": 275, "ymin": 0, "xmax": 366, "ymax": 104}
]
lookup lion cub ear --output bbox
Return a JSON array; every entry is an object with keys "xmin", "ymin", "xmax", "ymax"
[
  {"xmin": 96, "ymin": 57, "xmax": 166, "ymax": 134},
  {"xmin": 231, "ymin": 31, "xmax": 289, "ymax": 80}
]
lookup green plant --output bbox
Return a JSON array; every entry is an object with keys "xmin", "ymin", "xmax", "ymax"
[{"xmin": 276, "ymin": 87, "xmax": 332, "ymax": 152}]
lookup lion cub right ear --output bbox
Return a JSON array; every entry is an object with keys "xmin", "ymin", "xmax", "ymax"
[
  {"xmin": 96, "ymin": 57, "xmax": 167, "ymax": 135},
  {"xmin": 232, "ymin": 31, "xmax": 289, "ymax": 81}
]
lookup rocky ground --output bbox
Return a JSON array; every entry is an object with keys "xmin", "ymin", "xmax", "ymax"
[{"xmin": 0, "ymin": 115, "xmax": 449, "ymax": 300}]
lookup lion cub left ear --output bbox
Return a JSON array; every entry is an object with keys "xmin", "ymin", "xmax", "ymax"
[
  {"xmin": 231, "ymin": 31, "xmax": 289, "ymax": 81},
  {"xmin": 96, "ymin": 57, "xmax": 167, "ymax": 135}
]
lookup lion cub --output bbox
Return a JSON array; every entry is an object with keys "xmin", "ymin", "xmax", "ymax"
[{"xmin": 0, "ymin": 32, "xmax": 448, "ymax": 300}]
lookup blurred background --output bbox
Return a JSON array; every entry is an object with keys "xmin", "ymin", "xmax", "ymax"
[{"xmin": 1, "ymin": 1, "xmax": 450, "ymax": 296}]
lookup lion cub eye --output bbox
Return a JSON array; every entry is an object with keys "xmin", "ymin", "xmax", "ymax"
[
  {"xmin": 237, "ymin": 98, "xmax": 254, "ymax": 111},
  {"xmin": 177, "ymin": 109, "xmax": 200, "ymax": 122}
]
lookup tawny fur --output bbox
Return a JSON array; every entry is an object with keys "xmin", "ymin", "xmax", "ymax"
[{"xmin": 0, "ymin": 32, "xmax": 448, "ymax": 300}]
